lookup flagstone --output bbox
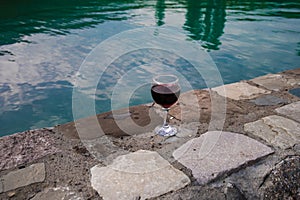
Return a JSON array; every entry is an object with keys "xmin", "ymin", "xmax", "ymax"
[
  {"xmin": 212, "ymin": 82, "xmax": 270, "ymax": 100},
  {"xmin": 31, "ymin": 187, "xmax": 82, "ymax": 200},
  {"xmin": 289, "ymin": 88, "xmax": 300, "ymax": 98},
  {"xmin": 275, "ymin": 101, "xmax": 300, "ymax": 123},
  {"xmin": 244, "ymin": 115, "xmax": 300, "ymax": 149},
  {"xmin": 91, "ymin": 150, "xmax": 190, "ymax": 200},
  {"xmin": 0, "ymin": 163, "xmax": 45, "ymax": 193},
  {"xmin": 173, "ymin": 131, "xmax": 273, "ymax": 185},
  {"xmin": 250, "ymin": 95, "xmax": 289, "ymax": 106},
  {"xmin": 251, "ymin": 74, "xmax": 290, "ymax": 91}
]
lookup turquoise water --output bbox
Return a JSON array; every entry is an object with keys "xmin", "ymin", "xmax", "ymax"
[{"xmin": 0, "ymin": 0, "xmax": 299, "ymax": 136}]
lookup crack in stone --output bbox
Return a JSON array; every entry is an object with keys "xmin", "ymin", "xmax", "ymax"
[
  {"xmin": 258, "ymin": 155, "xmax": 299, "ymax": 190},
  {"xmin": 258, "ymin": 169, "xmax": 272, "ymax": 189},
  {"xmin": 260, "ymin": 119, "xmax": 279, "ymax": 144},
  {"xmin": 168, "ymin": 113, "xmax": 181, "ymax": 122},
  {"xmin": 262, "ymin": 117, "xmax": 298, "ymax": 147}
]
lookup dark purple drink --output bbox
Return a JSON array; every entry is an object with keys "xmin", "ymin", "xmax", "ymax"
[{"xmin": 151, "ymin": 84, "xmax": 180, "ymax": 108}]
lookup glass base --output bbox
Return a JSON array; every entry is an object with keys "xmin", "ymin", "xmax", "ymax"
[{"xmin": 155, "ymin": 125, "xmax": 177, "ymax": 137}]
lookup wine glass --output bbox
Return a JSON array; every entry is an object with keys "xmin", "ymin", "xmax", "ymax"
[{"xmin": 151, "ymin": 74, "xmax": 180, "ymax": 136}]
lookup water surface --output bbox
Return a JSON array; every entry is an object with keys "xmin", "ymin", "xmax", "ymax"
[{"xmin": 0, "ymin": 0, "xmax": 299, "ymax": 136}]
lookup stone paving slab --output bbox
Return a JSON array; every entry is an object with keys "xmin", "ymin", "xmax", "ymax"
[
  {"xmin": 168, "ymin": 90, "xmax": 204, "ymax": 123},
  {"xmin": 280, "ymin": 69, "xmax": 300, "ymax": 86},
  {"xmin": 211, "ymin": 82, "xmax": 270, "ymax": 100},
  {"xmin": 275, "ymin": 101, "xmax": 300, "ymax": 123},
  {"xmin": 83, "ymin": 135, "xmax": 130, "ymax": 165},
  {"xmin": 169, "ymin": 90, "xmax": 233, "ymax": 130},
  {"xmin": 251, "ymin": 74, "xmax": 291, "ymax": 91},
  {"xmin": 289, "ymin": 88, "xmax": 300, "ymax": 98},
  {"xmin": 91, "ymin": 150, "xmax": 190, "ymax": 200},
  {"xmin": 244, "ymin": 115, "xmax": 300, "ymax": 149},
  {"xmin": 31, "ymin": 187, "xmax": 82, "ymax": 200},
  {"xmin": 0, "ymin": 163, "xmax": 45, "ymax": 193},
  {"xmin": 250, "ymin": 95, "xmax": 289, "ymax": 106},
  {"xmin": 116, "ymin": 122, "xmax": 201, "ymax": 165},
  {"xmin": 173, "ymin": 131, "xmax": 273, "ymax": 185}
]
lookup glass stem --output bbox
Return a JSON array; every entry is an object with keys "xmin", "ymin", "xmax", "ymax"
[{"xmin": 162, "ymin": 108, "xmax": 169, "ymax": 128}]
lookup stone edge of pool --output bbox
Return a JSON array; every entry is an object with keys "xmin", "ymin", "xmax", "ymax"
[{"xmin": 0, "ymin": 68, "xmax": 299, "ymax": 199}]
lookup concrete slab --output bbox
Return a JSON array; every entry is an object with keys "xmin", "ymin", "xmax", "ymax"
[
  {"xmin": 275, "ymin": 101, "xmax": 300, "ymax": 123},
  {"xmin": 1, "ymin": 163, "xmax": 45, "ymax": 193},
  {"xmin": 212, "ymin": 82, "xmax": 270, "ymax": 100},
  {"xmin": 173, "ymin": 131, "xmax": 273, "ymax": 185},
  {"xmin": 90, "ymin": 150, "xmax": 190, "ymax": 200},
  {"xmin": 244, "ymin": 115, "xmax": 300, "ymax": 149}
]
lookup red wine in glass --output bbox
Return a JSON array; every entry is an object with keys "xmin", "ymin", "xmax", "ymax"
[
  {"xmin": 151, "ymin": 84, "xmax": 180, "ymax": 108},
  {"xmin": 151, "ymin": 74, "xmax": 180, "ymax": 136}
]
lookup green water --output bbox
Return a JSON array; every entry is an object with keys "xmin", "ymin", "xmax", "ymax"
[{"xmin": 0, "ymin": 0, "xmax": 299, "ymax": 136}]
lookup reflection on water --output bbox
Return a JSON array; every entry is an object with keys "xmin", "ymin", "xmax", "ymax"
[
  {"xmin": 0, "ymin": 0, "xmax": 141, "ymax": 46},
  {"xmin": 0, "ymin": 0, "xmax": 300, "ymax": 136},
  {"xmin": 183, "ymin": 0, "xmax": 226, "ymax": 49},
  {"xmin": 155, "ymin": 0, "xmax": 166, "ymax": 26},
  {"xmin": 0, "ymin": 81, "xmax": 73, "ymax": 135}
]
